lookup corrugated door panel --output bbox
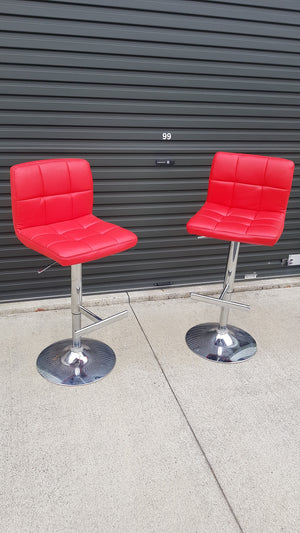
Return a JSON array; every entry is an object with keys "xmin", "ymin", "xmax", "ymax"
[{"xmin": 0, "ymin": 0, "xmax": 299, "ymax": 302}]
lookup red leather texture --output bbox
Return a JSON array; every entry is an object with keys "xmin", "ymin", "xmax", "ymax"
[
  {"xmin": 10, "ymin": 158, "xmax": 138, "ymax": 266},
  {"xmin": 187, "ymin": 152, "xmax": 294, "ymax": 246}
]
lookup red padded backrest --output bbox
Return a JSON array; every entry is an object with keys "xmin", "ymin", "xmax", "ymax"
[
  {"xmin": 10, "ymin": 158, "xmax": 93, "ymax": 231},
  {"xmin": 207, "ymin": 152, "xmax": 294, "ymax": 213}
]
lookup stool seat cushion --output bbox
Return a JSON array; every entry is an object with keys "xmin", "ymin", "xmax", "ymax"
[
  {"xmin": 187, "ymin": 203, "xmax": 286, "ymax": 246},
  {"xmin": 187, "ymin": 152, "xmax": 294, "ymax": 246},
  {"xmin": 10, "ymin": 158, "xmax": 138, "ymax": 266},
  {"xmin": 17, "ymin": 214, "xmax": 138, "ymax": 266}
]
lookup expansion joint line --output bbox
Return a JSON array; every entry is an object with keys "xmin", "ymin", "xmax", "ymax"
[{"xmin": 128, "ymin": 298, "xmax": 244, "ymax": 533}]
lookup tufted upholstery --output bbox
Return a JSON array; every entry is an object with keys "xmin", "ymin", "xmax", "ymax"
[
  {"xmin": 187, "ymin": 152, "xmax": 294, "ymax": 246},
  {"xmin": 10, "ymin": 158, "xmax": 138, "ymax": 266}
]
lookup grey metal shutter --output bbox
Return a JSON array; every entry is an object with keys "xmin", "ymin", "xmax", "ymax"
[{"xmin": 0, "ymin": 0, "xmax": 299, "ymax": 302}]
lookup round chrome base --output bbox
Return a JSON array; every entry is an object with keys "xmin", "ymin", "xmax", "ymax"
[
  {"xmin": 185, "ymin": 323, "xmax": 256, "ymax": 363},
  {"xmin": 36, "ymin": 338, "xmax": 116, "ymax": 385}
]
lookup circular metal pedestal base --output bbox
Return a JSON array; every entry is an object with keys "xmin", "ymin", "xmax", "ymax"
[
  {"xmin": 185, "ymin": 323, "xmax": 256, "ymax": 363},
  {"xmin": 36, "ymin": 338, "xmax": 116, "ymax": 385}
]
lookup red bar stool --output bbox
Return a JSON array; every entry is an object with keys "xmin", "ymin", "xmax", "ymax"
[
  {"xmin": 10, "ymin": 158, "xmax": 138, "ymax": 385},
  {"xmin": 186, "ymin": 152, "xmax": 294, "ymax": 363}
]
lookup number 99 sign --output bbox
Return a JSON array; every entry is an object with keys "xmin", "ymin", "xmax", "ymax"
[{"xmin": 162, "ymin": 132, "xmax": 172, "ymax": 141}]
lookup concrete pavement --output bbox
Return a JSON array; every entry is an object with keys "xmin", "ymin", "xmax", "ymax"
[{"xmin": 1, "ymin": 278, "xmax": 300, "ymax": 533}]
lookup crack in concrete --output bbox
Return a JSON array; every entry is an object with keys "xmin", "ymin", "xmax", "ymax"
[{"xmin": 128, "ymin": 296, "xmax": 244, "ymax": 533}]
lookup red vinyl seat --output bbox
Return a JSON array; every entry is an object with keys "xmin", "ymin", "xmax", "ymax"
[
  {"xmin": 187, "ymin": 152, "xmax": 294, "ymax": 246},
  {"xmin": 10, "ymin": 158, "xmax": 137, "ymax": 266}
]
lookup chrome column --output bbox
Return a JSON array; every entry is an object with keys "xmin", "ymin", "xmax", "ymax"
[
  {"xmin": 219, "ymin": 241, "xmax": 240, "ymax": 329},
  {"xmin": 71, "ymin": 263, "xmax": 82, "ymax": 350}
]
